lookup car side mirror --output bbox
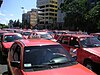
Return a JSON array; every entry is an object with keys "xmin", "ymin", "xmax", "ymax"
[{"xmin": 11, "ymin": 61, "xmax": 20, "ymax": 68}]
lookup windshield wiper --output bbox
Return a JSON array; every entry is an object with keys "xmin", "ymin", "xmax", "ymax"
[
  {"xmin": 24, "ymin": 61, "xmax": 70, "ymax": 69},
  {"xmin": 43, "ymin": 60, "xmax": 75, "ymax": 66},
  {"xmin": 24, "ymin": 64, "xmax": 47, "ymax": 69}
]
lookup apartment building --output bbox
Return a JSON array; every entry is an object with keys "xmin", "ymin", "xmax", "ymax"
[
  {"xmin": 37, "ymin": 0, "xmax": 58, "ymax": 29},
  {"xmin": 22, "ymin": 9, "xmax": 38, "ymax": 29}
]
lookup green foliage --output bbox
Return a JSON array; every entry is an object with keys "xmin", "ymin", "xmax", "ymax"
[
  {"xmin": 0, "ymin": 23, "xmax": 9, "ymax": 28},
  {"xmin": 97, "ymin": 20, "xmax": 100, "ymax": 29},
  {"xmin": 12, "ymin": 19, "xmax": 21, "ymax": 28},
  {"xmin": 60, "ymin": 0, "xmax": 100, "ymax": 32}
]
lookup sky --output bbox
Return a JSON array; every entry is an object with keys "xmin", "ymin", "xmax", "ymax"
[{"xmin": 0, "ymin": 0, "xmax": 37, "ymax": 24}]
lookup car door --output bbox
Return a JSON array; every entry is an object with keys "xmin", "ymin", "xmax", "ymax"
[
  {"xmin": 68, "ymin": 37, "xmax": 80, "ymax": 57},
  {"xmin": 57, "ymin": 35, "xmax": 70, "ymax": 52},
  {"xmin": 9, "ymin": 43, "xmax": 22, "ymax": 75}
]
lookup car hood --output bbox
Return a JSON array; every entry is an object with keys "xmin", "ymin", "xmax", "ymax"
[
  {"xmin": 24, "ymin": 64, "xmax": 95, "ymax": 75},
  {"xmin": 51, "ymin": 39, "xmax": 57, "ymax": 42},
  {"xmin": 83, "ymin": 47, "xmax": 100, "ymax": 57},
  {"xmin": 3, "ymin": 42, "xmax": 14, "ymax": 48}
]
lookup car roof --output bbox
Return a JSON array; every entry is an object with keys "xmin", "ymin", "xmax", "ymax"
[
  {"xmin": 62, "ymin": 34, "xmax": 93, "ymax": 38},
  {"xmin": 17, "ymin": 39, "xmax": 59, "ymax": 47},
  {"xmin": 35, "ymin": 31, "xmax": 48, "ymax": 34},
  {"xmin": 22, "ymin": 30, "xmax": 32, "ymax": 32},
  {"xmin": 91, "ymin": 33, "xmax": 100, "ymax": 35},
  {"xmin": 0, "ymin": 30, "xmax": 8, "ymax": 33},
  {"xmin": 3, "ymin": 33, "xmax": 21, "ymax": 35}
]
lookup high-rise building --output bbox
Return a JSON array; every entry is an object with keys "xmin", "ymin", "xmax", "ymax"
[
  {"xmin": 37, "ymin": 0, "xmax": 58, "ymax": 29},
  {"xmin": 22, "ymin": 9, "xmax": 38, "ymax": 29}
]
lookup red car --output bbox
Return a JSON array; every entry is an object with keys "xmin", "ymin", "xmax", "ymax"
[
  {"xmin": 0, "ymin": 33, "xmax": 23, "ymax": 56},
  {"xmin": 57, "ymin": 34, "xmax": 100, "ymax": 72},
  {"xmin": 7, "ymin": 39, "xmax": 96, "ymax": 75}
]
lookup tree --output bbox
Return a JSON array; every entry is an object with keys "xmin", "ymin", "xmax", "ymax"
[
  {"xmin": 8, "ymin": 20, "xmax": 13, "ymax": 28},
  {"xmin": 60, "ymin": 0, "xmax": 100, "ymax": 32},
  {"xmin": 0, "ymin": 23, "xmax": 8, "ymax": 28},
  {"xmin": 60, "ymin": 0, "xmax": 88, "ymax": 30},
  {"xmin": 16, "ymin": 19, "xmax": 20, "ymax": 28},
  {"xmin": 13, "ymin": 20, "xmax": 21, "ymax": 28},
  {"xmin": 85, "ymin": 1, "xmax": 100, "ymax": 32},
  {"xmin": 13, "ymin": 20, "xmax": 17, "ymax": 27}
]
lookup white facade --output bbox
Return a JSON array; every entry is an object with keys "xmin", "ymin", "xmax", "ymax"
[{"xmin": 37, "ymin": 0, "xmax": 57, "ymax": 26}]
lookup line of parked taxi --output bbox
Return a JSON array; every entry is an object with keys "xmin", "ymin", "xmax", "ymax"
[{"xmin": 0, "ymin": 28, "xmax": 100, "ymax": 75}]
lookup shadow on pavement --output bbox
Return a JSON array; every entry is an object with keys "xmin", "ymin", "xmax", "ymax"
[{"xmin": 0, "ymin": 51, "xmax": 7, "ymax": 65}]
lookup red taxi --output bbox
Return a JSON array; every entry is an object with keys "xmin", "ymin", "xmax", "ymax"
[
  {"xmin": 57, "ymin": 34, "xmax": 100, "ymax": 71},
  {"xmin": 7, "ymin": 39, "xmax": 96, "ymax": 75},
  {"xmin": 0, "ymin": 33, "xmax": 23, "ymax": 56}
]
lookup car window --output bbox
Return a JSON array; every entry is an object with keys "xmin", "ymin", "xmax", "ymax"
[
  {"xmin": 57, "ymin": 36, "xmax": 63, "ymax": 43},
  {"xmin": 23, "ymin": 32, "xmax": 31, "ymax": 36},
  {"xmin": 10, "ymin": 44, "xmax": 16, "ymax": 58},
  {"xmin": 4, "ymin": 34, "xmax": 22, "ymax": 42},
  {"xmin": 13, "ymin": 45, "xmax": 21, "ymax": 61},
  {"xmin": 23, "ymin": 45, "xmax": 73, "ymax": 68},
  {"xmin": 40, "ymin": 34, "xmax": 53, "ymax": 39},
  {"xmin": 61, "ymin": 36, "xmax": 69, "ymax": 44},
  {"xmin": 80, "ymin": 37, "xmax": 100, "ymax": 48},
  {"xmin": 10, "ymin": 44, "xmax": 21, "ymax": 61},
  {"xmin": 69, "ymin": 37, "xmax": 79, "ymax": 47}
]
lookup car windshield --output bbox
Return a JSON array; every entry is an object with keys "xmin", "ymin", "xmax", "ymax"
[
  {"xmin": 48, "ymin": 31, "xmax": 54, "ymax": 35},
  {"xmin": 23, "ymin": 45, "xmax": 74, "ymax": 69},
  {"xmin": 4, "ymin": 34, "xmax": 23, "ymax": 42},
  {"xmin": 39, "ymin": 33, "xmax": 53, "ymax": 40},
  {"xmin": 23, "ymin": 32, "xmax": 31, "ymax": 36},
  {"xmin": 80, "ymin": 37, "xmax": 100, "ymax": 48},
  {"xmin": 96, "ymin": 35, "xmax": 100, "ymax": 41}
]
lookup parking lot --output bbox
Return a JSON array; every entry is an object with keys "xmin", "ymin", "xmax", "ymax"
[{"xmin": 0, "ymin": 31, "xmax": 100, "ymax": 75}]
